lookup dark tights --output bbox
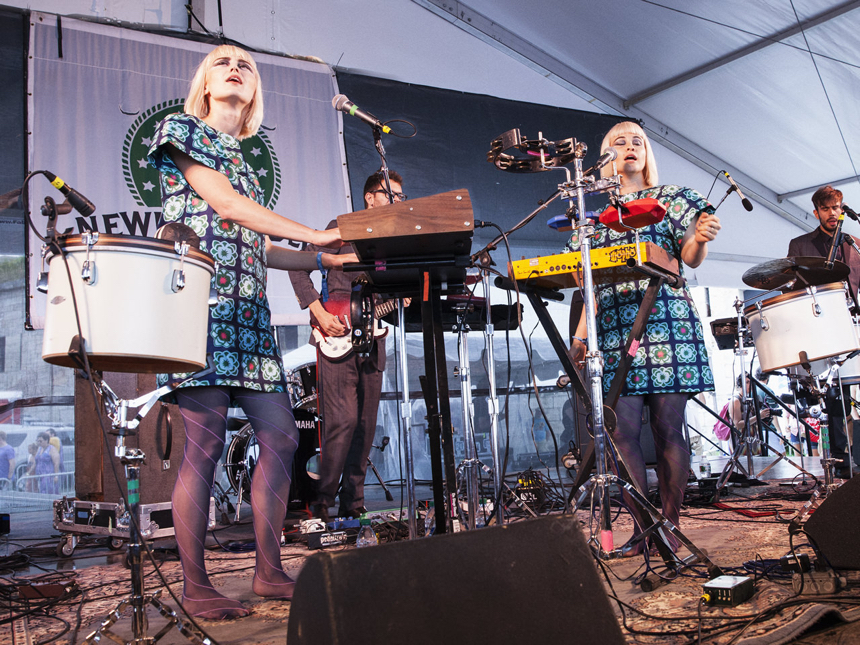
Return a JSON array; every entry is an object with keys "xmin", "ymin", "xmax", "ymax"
[
  {"xmin": 613, "ymin": 393, "xmax": 690, "ymax": 551},
  {"xmin": 174, "ymin": 386, "xmax": 299, "ymax": 619}
]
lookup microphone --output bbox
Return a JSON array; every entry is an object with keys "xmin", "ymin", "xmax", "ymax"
[
  {"xmin": 842, "ymin": 203, "xmax": 859, "ymax": 222},
  {"xmin": 722, "ymin": 171, "xmax": 753, "ymax": 211},
  {"xmin": 44, "ymin": 171, "xmax": 96, "ymax": 216},
  {"xmin": 332, "ymin": 94, "xmax": 391, "ymax": 134},
  {"xmin": 583, "ymin": 148, "xmax": 618, "ymax": 176}
]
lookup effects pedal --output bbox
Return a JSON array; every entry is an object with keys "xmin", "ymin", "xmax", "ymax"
[{"xmin": 701, "ymin": 575, "xmax": 755, "ymax": 607}]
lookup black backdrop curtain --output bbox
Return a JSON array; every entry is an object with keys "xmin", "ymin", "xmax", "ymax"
[
  {"xmin": 335, "ymin": 71, "xmax": 623, "ymax": 261},
  {"xmin": 0, "ymin": 8, "xmax": 27, "ymax": 257}
]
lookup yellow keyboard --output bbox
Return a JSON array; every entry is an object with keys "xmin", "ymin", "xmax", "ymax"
[{"xmin": 509, "ymin": 242, "xmax": 678, "ymax": 290}]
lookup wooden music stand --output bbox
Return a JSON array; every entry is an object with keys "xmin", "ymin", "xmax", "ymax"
[{"xmin": 338, "ymin": 189, "xmax": 474, "ymax": 536}]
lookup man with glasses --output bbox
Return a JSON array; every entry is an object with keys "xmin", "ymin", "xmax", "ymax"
[{"xmin": 289, "ymin": 170, "xmax": 405, "ymax": 521}]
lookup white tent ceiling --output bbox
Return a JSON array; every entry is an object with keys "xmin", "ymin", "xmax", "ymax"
[{"xmin": 8, "ymin": 0, "xmax": 860, "ymax": 288}]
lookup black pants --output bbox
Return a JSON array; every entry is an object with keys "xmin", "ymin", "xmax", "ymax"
[{"xmin": 316, "ymin": 351, "xmax": 383, "ymax": 513}]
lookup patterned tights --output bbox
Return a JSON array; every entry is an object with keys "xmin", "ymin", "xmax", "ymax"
[
  {"xmin": 173, "ymin": 386, "xmax": 299, "ymax": 619},
  {"xmin": 612, "ymin": 393, "xmax": 690, "ymax": 552}
]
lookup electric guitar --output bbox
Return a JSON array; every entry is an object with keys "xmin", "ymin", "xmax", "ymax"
[{"xmin": 312, "ymin": 296, "xmax": 407, "ymax": 361}]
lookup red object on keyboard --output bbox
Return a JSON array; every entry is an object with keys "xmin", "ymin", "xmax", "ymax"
[{"xmin": 600, "ymin": 198, "xmax": 667, "ymax": 233}]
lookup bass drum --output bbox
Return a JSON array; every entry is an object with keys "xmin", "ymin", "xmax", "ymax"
[{"xmin": 223, "ymin": 409, "xmax": 319, "ymax": 506}]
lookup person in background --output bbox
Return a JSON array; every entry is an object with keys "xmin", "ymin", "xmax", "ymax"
[
  {"xmin": 0, "ymin": 431, "xmax": 15, "ymax": 489},
  {"xmin": 33, "ymin": 432, "xmax": 60, "ymax": 494},
  {"xmin": 288, "ymin": 170, "xmax": 403, "ymax": 521}
]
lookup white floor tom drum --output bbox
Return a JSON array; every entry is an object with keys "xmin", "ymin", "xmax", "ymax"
[
  {"xmin": 41, "ymin": 233, "xmax": 215, "ymax": 373},
  {"xmin": 745, "ymin": 282, "xmax": 860, "ymax": 372}
]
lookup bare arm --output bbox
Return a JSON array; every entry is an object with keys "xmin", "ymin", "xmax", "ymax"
[
  {"xmin": 264, "ymin": 238, "xmax": 358, "ymax": 272},
  {"xmin": 50, "ymin": 446, "xmax": 61, "ymax": 473},
  {"xmin": 680, "ymin": 211, "xmax": 721, "ymax": 268},
  {"xmin": 170, "ymin": 148, "xmax": 341, "ymax": 247}
]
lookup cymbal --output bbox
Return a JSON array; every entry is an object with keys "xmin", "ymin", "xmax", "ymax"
[{"xmin": 742, "ymin": 256, "xmax": 849, "ymax": 290}]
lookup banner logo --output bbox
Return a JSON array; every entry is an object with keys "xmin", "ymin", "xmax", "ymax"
[{"xmin": 122, "ymin": 99, "xmax": 282, "ymax": 209}]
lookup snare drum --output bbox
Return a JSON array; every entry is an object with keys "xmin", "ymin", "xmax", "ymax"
[
  {"xmin": 41, "ymin": 233, "xmax": 215, "ymax": 373},
  {"xmin": 745, "ymin": 283, "xmax": 860, "ymax": 372},
  {"xmin": 286, "ymin": 362, "xmax": 318, "ymax": 412}
]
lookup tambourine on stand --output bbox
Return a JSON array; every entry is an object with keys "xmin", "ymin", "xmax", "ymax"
[
  {"xmin": 483, "ymin": 130, "xmax": 723, "ymax": 584},
  {"xmin": 736, "ymin": 255, "xmax": 860, "ymax": 523},
  {"xmin": 27, "ymin": 166, "xmax": 218, "ymax": 645}
]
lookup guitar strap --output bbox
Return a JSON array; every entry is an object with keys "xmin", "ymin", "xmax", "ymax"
[{"xmin": 316, "ymin": 252, "xmax": 330, "ymax": 303}]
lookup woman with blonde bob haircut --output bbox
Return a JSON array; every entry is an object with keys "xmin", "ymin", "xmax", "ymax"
[
  {"xmin": 147, "ymin": 45, "xmax": 354, "ymax": 619},
  {"xmin": 567, "ymin": 121, "xmax": 721, "ymax": 556},
  {"xmin": 599, "ymin": 121, "xmax": 658, "ymax": 188},
  {"xmin": 185, "ymin": 45, "xmax": 265, "ymax": 140}
]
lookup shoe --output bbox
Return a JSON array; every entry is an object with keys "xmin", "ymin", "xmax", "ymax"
[{"xmin": 312, "ymin": 503, "xmax": 331, "ymax": 523}]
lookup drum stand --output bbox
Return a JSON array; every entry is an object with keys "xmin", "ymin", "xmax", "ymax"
[
  {"xmin": 714, "ymin": 299, "xmax": 764, "ymax": 496},
  {"xmin": 454, "ymin": 297, "xmax": 481, "ymax": 530},
  {"xmin": 84, "ymin": 365, "xmax": 214, "ymax": 645}
]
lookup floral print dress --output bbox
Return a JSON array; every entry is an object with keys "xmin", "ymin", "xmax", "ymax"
[
  {"xmin": 565, "ymin": 185, "xmax": 715, "ymax": 396},
  {"xmin": 148, "ymin": 113, "xmax": 286, "ymax": 393}
]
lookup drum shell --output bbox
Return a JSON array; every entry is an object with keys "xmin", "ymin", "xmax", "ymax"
[
  {"xmin": 41, "ymin": 235, "xmax": 215, "ymax": 373},
  {"xmin": 788, "ymin": 324, "xmax": 860, "ymax": 384},
  {"xmin": 745, "ymin": 283, "xmax": 860, "ymax": 372}
]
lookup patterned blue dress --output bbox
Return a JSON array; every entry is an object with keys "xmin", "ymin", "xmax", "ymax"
[
  {"xmin": 148, "ymin": 113, "xmax": 286, "ymax": 393},
  {"xmin": 565, "ymin": 185, "xmax": 715, "ymax": 396}
]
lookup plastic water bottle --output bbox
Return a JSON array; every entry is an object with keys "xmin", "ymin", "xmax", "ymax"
[
  {"xmin": 700, "ymin": 458, "xmax": 712, "ymax": 478},
  {"xmin": 475, "ymin": 498, "xmax": 489, "ymax": 528},
  {"xmin": 424, "ymin": 502, "xmax": 435, "ymax": 537},
  {"xmin": 355, "ymin": 518, "xmax": 378, "ymax": 548}
]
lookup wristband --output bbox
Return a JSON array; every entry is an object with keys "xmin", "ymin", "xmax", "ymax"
[{"xmin": 572, "ymin": 336, "xmax": 586, "ymax": 344}]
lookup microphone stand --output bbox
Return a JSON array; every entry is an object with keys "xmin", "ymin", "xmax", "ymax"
[{"xmin": 371, "ymin": 123, "xmax": 419, "ymax": 538}]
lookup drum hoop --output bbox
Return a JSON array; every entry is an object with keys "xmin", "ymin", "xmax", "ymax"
[
  {"xmin": 49, "ymin": 233, "xmax": 216, "ymax": 271},
  {"xmin": 744, "ymin": 281, "xmax": 847, "ymax": 315},
  {"xmin": 285, "ymin": 361, "xmax": 317, "ymax": 376}
]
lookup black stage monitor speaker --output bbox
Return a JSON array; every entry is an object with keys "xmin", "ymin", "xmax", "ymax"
[
  {"xmin": 804, "ymin": 474, "xmax": 860, "ymax": 570},
  {"xmin": 287, "ymin": 514, "xmax": 625, "ymax": 645}
]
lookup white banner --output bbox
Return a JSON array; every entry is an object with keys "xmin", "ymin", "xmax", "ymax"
[{"xmin": 27, "ymin": 14, "xmax": 350, "ymax": 328}]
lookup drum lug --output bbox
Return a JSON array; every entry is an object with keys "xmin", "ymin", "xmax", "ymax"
[
  {"xmin": 209, "ymin": 288, "xmax": 218, "ymax": 305},
  {"xmin": 171, "ymin": 241, "xmax": 190, "ymax": 293},
  {"xmin": 755, "ymin": 300, "xmax": 769, "ymax": 331},
  {"xmin": 37, "ymin": 272, "xmax": 49, "ymax": 293},
  {"xmin": 806, "ymin": 285, "xmax": 821, "ymax": 317},
  {"xmin": 81, "ymin": 260, "xmax": 97, "ymax": 285},
  {"xmin": 171, "ymin": 269, "xmax": 186, "ymax": 293},
  {"xmin": 81, "ymin": 231, "xmax": 99, "ymax": 285}
]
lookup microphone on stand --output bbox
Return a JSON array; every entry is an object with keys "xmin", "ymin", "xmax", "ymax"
[
  {"xmin": 842, "ymin": 203, "xmax": 859, "ymax": 222},
  {"xmin": 825, "ymin": 213, "xmax": 846, "ymax": 270},
  {"xmin": 722, "ymin": 171, "xmax": 754, "ymax": 211},
  {"xmin": 583, "ymin": 148, "xmax": 618, "ymax": 177},
  {"xmin": 332, "ymin": 94, "xmax": 391, "ymax": 134},
  {"xmin": 43, "ymin": 171, "xmax": 96, "ymax": 216}
]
